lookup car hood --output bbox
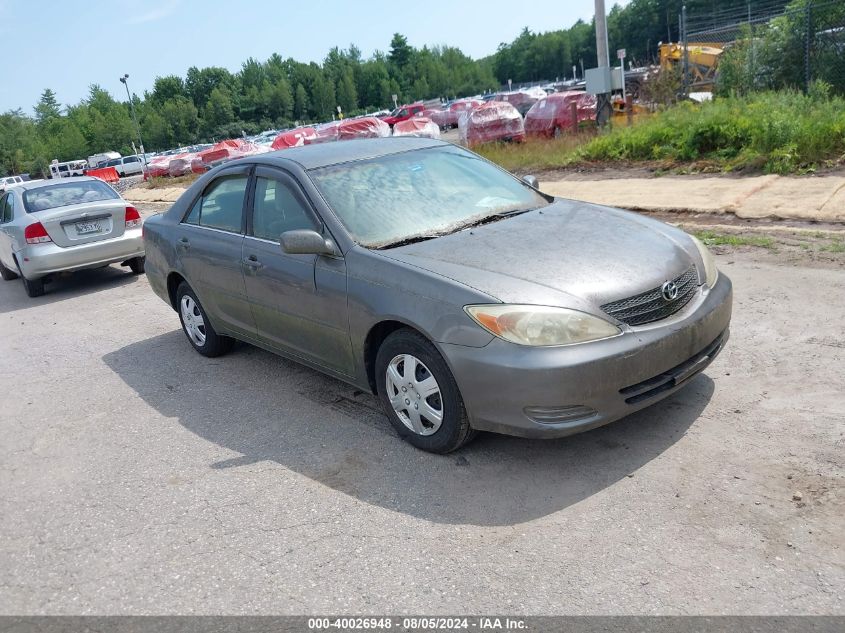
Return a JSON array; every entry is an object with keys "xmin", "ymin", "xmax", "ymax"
[{"xmin": 380, "ymin": 199, "xmax": 702, "ymax": 314}]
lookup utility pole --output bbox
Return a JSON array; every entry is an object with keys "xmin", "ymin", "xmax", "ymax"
[
  {"xmin": 594, "ymin": 0, "xmax": 612, "ymax": 125},
  {"xmin": 119, "ymin": 74, "xmax": 147, "ymax": 169},
  {"xmin": 682, "ymin": 5, "xmax": 690, "ymax": 96}
]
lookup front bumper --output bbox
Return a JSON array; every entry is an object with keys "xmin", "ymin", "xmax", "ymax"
[
  {"xmin": 16, "ymin": 229, "xmax": 144, "ymax": 279},
  {"xmin": 441, "ymin": 273, "xmax": 733, "ymax": 438}
]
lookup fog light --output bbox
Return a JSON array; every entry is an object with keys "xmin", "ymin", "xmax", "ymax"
[{"xmin": 524, "ymin": 405, "xmax": 598, "ymax": 425}]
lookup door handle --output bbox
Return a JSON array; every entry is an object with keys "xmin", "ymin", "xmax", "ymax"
[{"xmin": 244, "ymin": 254, "xmax": 263, "ymax": 270}]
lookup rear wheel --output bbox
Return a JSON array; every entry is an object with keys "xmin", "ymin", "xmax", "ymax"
[
  {"xmin": 21, "ymin": 275, "xmax": 45, "ymax": 298},
  {"xmin": 176, "ymin": 283, "xmax": 233, "ymax": 357},
  {"xmin": 0, "ymin": 259, "xmax": 18, "ymax": 281},
  {"xmin": 127, "ymin": 256, "xmax": 145, "ymax": 275},
  {"xmin": 376, "ymin": 328, "xmax": 475, "ymax": 453}
]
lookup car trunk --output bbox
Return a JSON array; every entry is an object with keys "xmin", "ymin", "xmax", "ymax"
[{"xmin": 33, "ymin": 200, "xmax": 128, "ymax": 248}]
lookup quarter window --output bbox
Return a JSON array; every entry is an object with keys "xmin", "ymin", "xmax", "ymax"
[
  {"xmin": 184, "ymin": 175, "xmax": 248, "ymax": 233},
  {"xmin": 251, "ymin": 177, "xmax": 316, "ymax": 241}
]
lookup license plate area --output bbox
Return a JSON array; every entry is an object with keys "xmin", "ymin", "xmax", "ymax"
[{"xmin": 75, "ymin": 221, "xmax": 102, "ymax": 235}]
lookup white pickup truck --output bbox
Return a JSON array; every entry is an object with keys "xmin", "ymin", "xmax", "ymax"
[{"xmin": 103, "ymin": 155, "xmax": 145, "ymax": 177}]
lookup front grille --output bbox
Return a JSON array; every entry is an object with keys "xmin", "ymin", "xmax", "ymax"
[
  {"xmin": 601, "ymin": 266, "xmax": 699, "ymax": 326},
  {"xmin": 620, "ymin": 330, "xmax": 726, "ymax": 405}
]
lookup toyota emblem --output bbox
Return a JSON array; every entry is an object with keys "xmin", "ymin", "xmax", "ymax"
[{"xmin": 661, "ymin": 281, "xmax": 679, "ymax": 301}]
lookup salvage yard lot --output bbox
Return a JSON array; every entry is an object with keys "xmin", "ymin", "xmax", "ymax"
[{"xmin": 1, "ymin": 238, "xmax": 843, "ymax": 614}]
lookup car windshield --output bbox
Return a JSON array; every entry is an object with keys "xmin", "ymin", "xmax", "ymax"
[
  {"xmin": 23, "ymin": 180, "xmax": 120, "ymax": 213},
  {"xmin": 309, "ymin": 146, "xmax": 549, "ymax": 248}
]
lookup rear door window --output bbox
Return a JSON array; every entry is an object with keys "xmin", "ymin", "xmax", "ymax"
[{"xmin": 184, "ymin": 175, "xmax": 248, "ymax": 233}]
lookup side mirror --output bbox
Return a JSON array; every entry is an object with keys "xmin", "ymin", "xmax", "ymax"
[
  {"xmin": 522, "ymin": 175, "xmax": 540, "ymax": 189},
  {"xmin": 280, "ymin": 229, "xmax": 337, "ymax": 256}
]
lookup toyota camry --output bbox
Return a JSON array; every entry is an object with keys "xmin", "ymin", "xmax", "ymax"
[{"xmin": 142, "ymin": 138, "xmax": 732, "ymax": 453}]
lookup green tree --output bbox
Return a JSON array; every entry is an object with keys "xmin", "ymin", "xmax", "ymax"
[
  {"xmin": 389, "ymin": 33, "xmax": 413, "ymax": 69},
  {"xmin": 204, "ymin": 86, "xmax": 235, "ymax": 130},
  {"xmin": 186, "ymin": 66, "xmax": 235, "ymax": 110},
  {"xmin": 267, "ymin": 79, "xmax": 294, "ymax": 123},
  {"xmin": 161, "ymin": 97, "xmax": 199, "ymax": 146},
  {"xmin": 149, "ymin": 75, "xmax": 186, "ymax": 104},
  {"xmin": 294, "ymin": 83, "xmax": 309, "ymax": 120},
  {"xmin": 34, "ymin": 89, "xmax": 62, "ymax": 124},
  {"xmin": 310, "ymin": 73, "xmax": 336, "ymax": 119},
  {"xmin": 336, "ymin": 68, "xmax": 358, "ymax": 113}
]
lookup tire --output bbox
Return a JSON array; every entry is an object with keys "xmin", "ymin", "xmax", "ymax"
[
  {"xmin": 127, "ymin": 256, "xmax": 145, "ymax": 275},
  {"xmin": 0, "ymin": 259, "xmax": 18, "ymax": 281},
  {"xmin": 175, "ymin": 282, "xmax": 234, "ymax": 357},
  {"xmin": 21, "ymin": 275, "xmax": 45, "ymax": 298},
  {"xmin": 375, "ymin": 328, "xmax": 475, "ymax": 453}
]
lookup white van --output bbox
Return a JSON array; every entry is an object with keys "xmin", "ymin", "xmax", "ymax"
[
  {"xmin": 87, "ymin": 151, "xmax": 121, "ymax": 169},
  {"xmin": 48, "ymin": 159, "xmax": 88, "ymax": 179}
]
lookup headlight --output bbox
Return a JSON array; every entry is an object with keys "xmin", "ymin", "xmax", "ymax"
[
  {"xmin": 464, "ymin": 304, "xmax": 621, "ymax": 347},
  {"xmin": 690, "ymin": 235, "xmax": 719, "ymax": 288}
]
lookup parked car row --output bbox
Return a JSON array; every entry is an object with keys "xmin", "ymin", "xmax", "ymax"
[{"xmin": 139, "ymin": 87, "xmax": 601, "ymax": 182}]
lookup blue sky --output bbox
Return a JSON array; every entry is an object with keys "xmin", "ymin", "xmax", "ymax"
[{"xmin": 0, "ymin": 0, "xmax": 627, "ymax": 113}]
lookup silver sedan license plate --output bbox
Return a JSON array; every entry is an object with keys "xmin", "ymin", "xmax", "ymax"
[{"xmin": 75, "ymin": 221, "xmax": 102, "ymax": 235}]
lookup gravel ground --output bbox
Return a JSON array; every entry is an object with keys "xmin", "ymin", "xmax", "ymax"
[{"xmin": 0, "ymin": 242, "xmax": 842, "ymax": 615}]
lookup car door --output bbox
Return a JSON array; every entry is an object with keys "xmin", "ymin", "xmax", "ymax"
[
  {"xmin": 177, "ymin": 166, "xmax": 257, "ymax": 338},
  {"xmin": 0, "ymin": 193, "xmax": 14, "ymax": 269},
  {"xmin": 125, "ymin": 157, "xmax": 142, "ymax": 175},
  {"xmin": 242, "ymin": 166, "xmax": 353, "ymax": 375}
]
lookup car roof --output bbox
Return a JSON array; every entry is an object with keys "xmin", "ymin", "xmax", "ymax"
[
  {"xmin": 256, "ymin": 137, "xmax": 449, "ymax": 170},
  {"xmin": 15, "ymin": 176, "xmax": 103, "ymax": 192}
]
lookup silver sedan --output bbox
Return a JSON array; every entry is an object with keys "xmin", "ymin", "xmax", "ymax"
[
  {"xmin": 0, "ymin": 177, "xmax": 146, "ymax": 297},
  {"xmin": 143, "ymin": 138, "xmax": 732, "ymax": 453}
]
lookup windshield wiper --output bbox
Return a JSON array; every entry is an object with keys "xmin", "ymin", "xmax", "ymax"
[
  {"xmin": 375, "ymin": 234, "xmax": 443, "ymax": 249},
  {"xmin": 455, "ymin": 207, "xmax": 535, "ymax": 231},
  {"xmin": 375, "ymin": 209, "xmax": 536, "ymax": 249}
]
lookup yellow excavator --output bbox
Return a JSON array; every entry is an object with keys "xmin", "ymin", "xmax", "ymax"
[{"xmin": 659, "ymin": 42, "xmax": 724, "ymax": 90}]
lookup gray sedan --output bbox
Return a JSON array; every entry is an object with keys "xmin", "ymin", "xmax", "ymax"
[
  {"xmin": 0, "ymin": 177, "xmax": 146, "ymax": 297},
  {"xmin": 142, "ymin": 138, "xmax": 732, "ymax": 453}
]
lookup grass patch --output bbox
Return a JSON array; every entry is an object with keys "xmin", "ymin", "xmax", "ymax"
[
  {"xmin": 694, "ymin": 230, "xmax": 775, "ymax": 249},
  {"xmin": 476, "ymin": 91, "xmax": 845, "ymax": 175},
  {"xmin": 474, "ymin": 135, "xmax": 593, "ymax": 173},
  {"xmin": 575, "ymin": 91, "xmax": 845, "ymax": 174},
  {"xmin": 821, "ymin": 239, "xmax": 845, "ymax": 253}
]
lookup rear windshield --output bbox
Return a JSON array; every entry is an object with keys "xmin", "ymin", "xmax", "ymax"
[{"xmin": 23, "ymin": 180, "xmax": 119, "ymax": 213}]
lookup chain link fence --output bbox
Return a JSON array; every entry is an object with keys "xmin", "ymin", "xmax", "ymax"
[{"xmin": 684, "ymin": 0, "xmax": 845, "ymax": 94}]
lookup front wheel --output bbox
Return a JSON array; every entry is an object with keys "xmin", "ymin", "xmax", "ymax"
[
  {"xmin": 376, "ymin": 328, "xmax": 475, "ymax": 453},
  {"xmin": 127, "ymin": 256, "xmax": 145, "ymax": 275},
  {"xmin": 176, "ymin": 283, "xmax": 234, "ymax": 357}
]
